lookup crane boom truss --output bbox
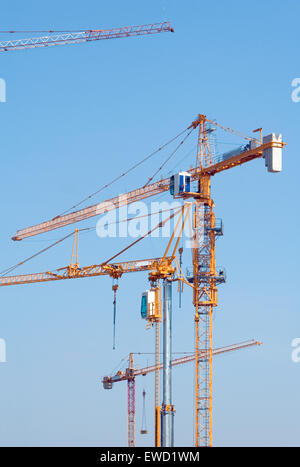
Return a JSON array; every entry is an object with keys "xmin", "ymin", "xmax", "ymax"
[
  {"xmin": 103, "ymin": 340, "xmax": 261, "ymax": 383},
  {"xmin": 12, "ymin": 136, "xmax": 284, "ymax": 241},
  {"xmin": 0, "ymin": 257, "xmax": 170, "ymax": 287},
  {"xmin": 12, "ymin": 179, "xmax": 169, "ymax": 241},
  {"xmin": 0, "ymin": 22, "xmax": 174, "ymax": 53}
]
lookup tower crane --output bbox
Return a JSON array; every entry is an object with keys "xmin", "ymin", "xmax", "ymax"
[
  {"xmin": 1, "ymin": 207, "xmax": 194, "ymax": 446},
  {"xmin": 2, "ymin": 203, "xmax": 193, "ymax": 446},
  {"xmin": 102, "ymin": 340, "xmax": 262, "ymax": 447},
  {"xmin": 9, "ymin": 114, "xmax": 285, "ymax": 446},
  {"xmin": 0, "ymin": 22, "xmax": 174, "ymax": 53}
]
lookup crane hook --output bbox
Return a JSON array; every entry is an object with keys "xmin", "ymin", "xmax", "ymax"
[
  {"xmin": 140, "ymin": 389, "xmax": 148, "ymax": 435},
  {"xmin": 178, "ymin": 247, "xmax": 183, "ymax": 308},
  {"xmin": 112, "ymin": 280, "xmax": 119, "ymax": 350}
]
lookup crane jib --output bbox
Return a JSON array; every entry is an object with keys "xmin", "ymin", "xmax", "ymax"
[
  {"xmin": 11, "ymin": 139, "xmax": 283, "ymax": 241},
  {"xmin": 0, "ymin": 22, "xmax": 174, "ymax": 53}
]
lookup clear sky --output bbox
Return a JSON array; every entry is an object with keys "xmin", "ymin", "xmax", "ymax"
[{"xmin": 0, "ymin": 0, "xmax": 299, "ymax": 447}]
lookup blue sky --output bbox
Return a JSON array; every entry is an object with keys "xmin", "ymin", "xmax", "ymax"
[{"xmin": 0, "ymin": 0, "xmax": 299, "ymax": 447}]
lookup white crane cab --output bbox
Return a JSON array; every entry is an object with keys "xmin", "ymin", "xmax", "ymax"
[
  {"xmin": 141, "ymin": 290, "xmax": 156, "ymax": 320},
  {"xmin": 169, "ymin": 172, "xmax": 191, "ymax": 198}
]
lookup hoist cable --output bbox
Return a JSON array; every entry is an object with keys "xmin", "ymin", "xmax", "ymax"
[
  {"xmin": 143, "ymin": 126, "xmax": 195, "ymax": 188},
  {"xmin": 1, "ymin": 206, "xmax": 182, "ymax": 277},
  {"xmin": 0, "ymin": 231, "xmax": 76, "ymax": 277},
  {"xmin": 58, "ymin": 126, "xmax": 190, "ymax": 217}
]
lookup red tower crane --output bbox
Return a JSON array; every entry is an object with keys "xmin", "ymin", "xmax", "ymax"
[{"xmin": 102, "ymin": 340, "xmax": 262, "ymax": 447}]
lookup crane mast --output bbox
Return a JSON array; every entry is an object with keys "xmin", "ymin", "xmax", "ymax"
[
  {"xmin": 151, "ymin": 287, "xmax": 163, "ymax": 448},
  {"xmin": 192, "ymin": 119, "xmax": 216, "ymax": 447},
  {"xmin": 193, "ymin": 192, "xmax": 216, "ymax": 446},
  {"xmin": 154, "ymin": 290, "xmax": 161, "ymax": 447},
  {"xmin": 127, "ymin": 353, "xmax": 135, "ymax": 447}
]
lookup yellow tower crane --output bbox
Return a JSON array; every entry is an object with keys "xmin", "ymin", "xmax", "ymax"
[
  {"xmin": 10, "ymin": 114, "xmax": 285, "ymax": 446},
  {"xmin": 1, "ymin": 208, "xmax": 188, "ymax": 446}
]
